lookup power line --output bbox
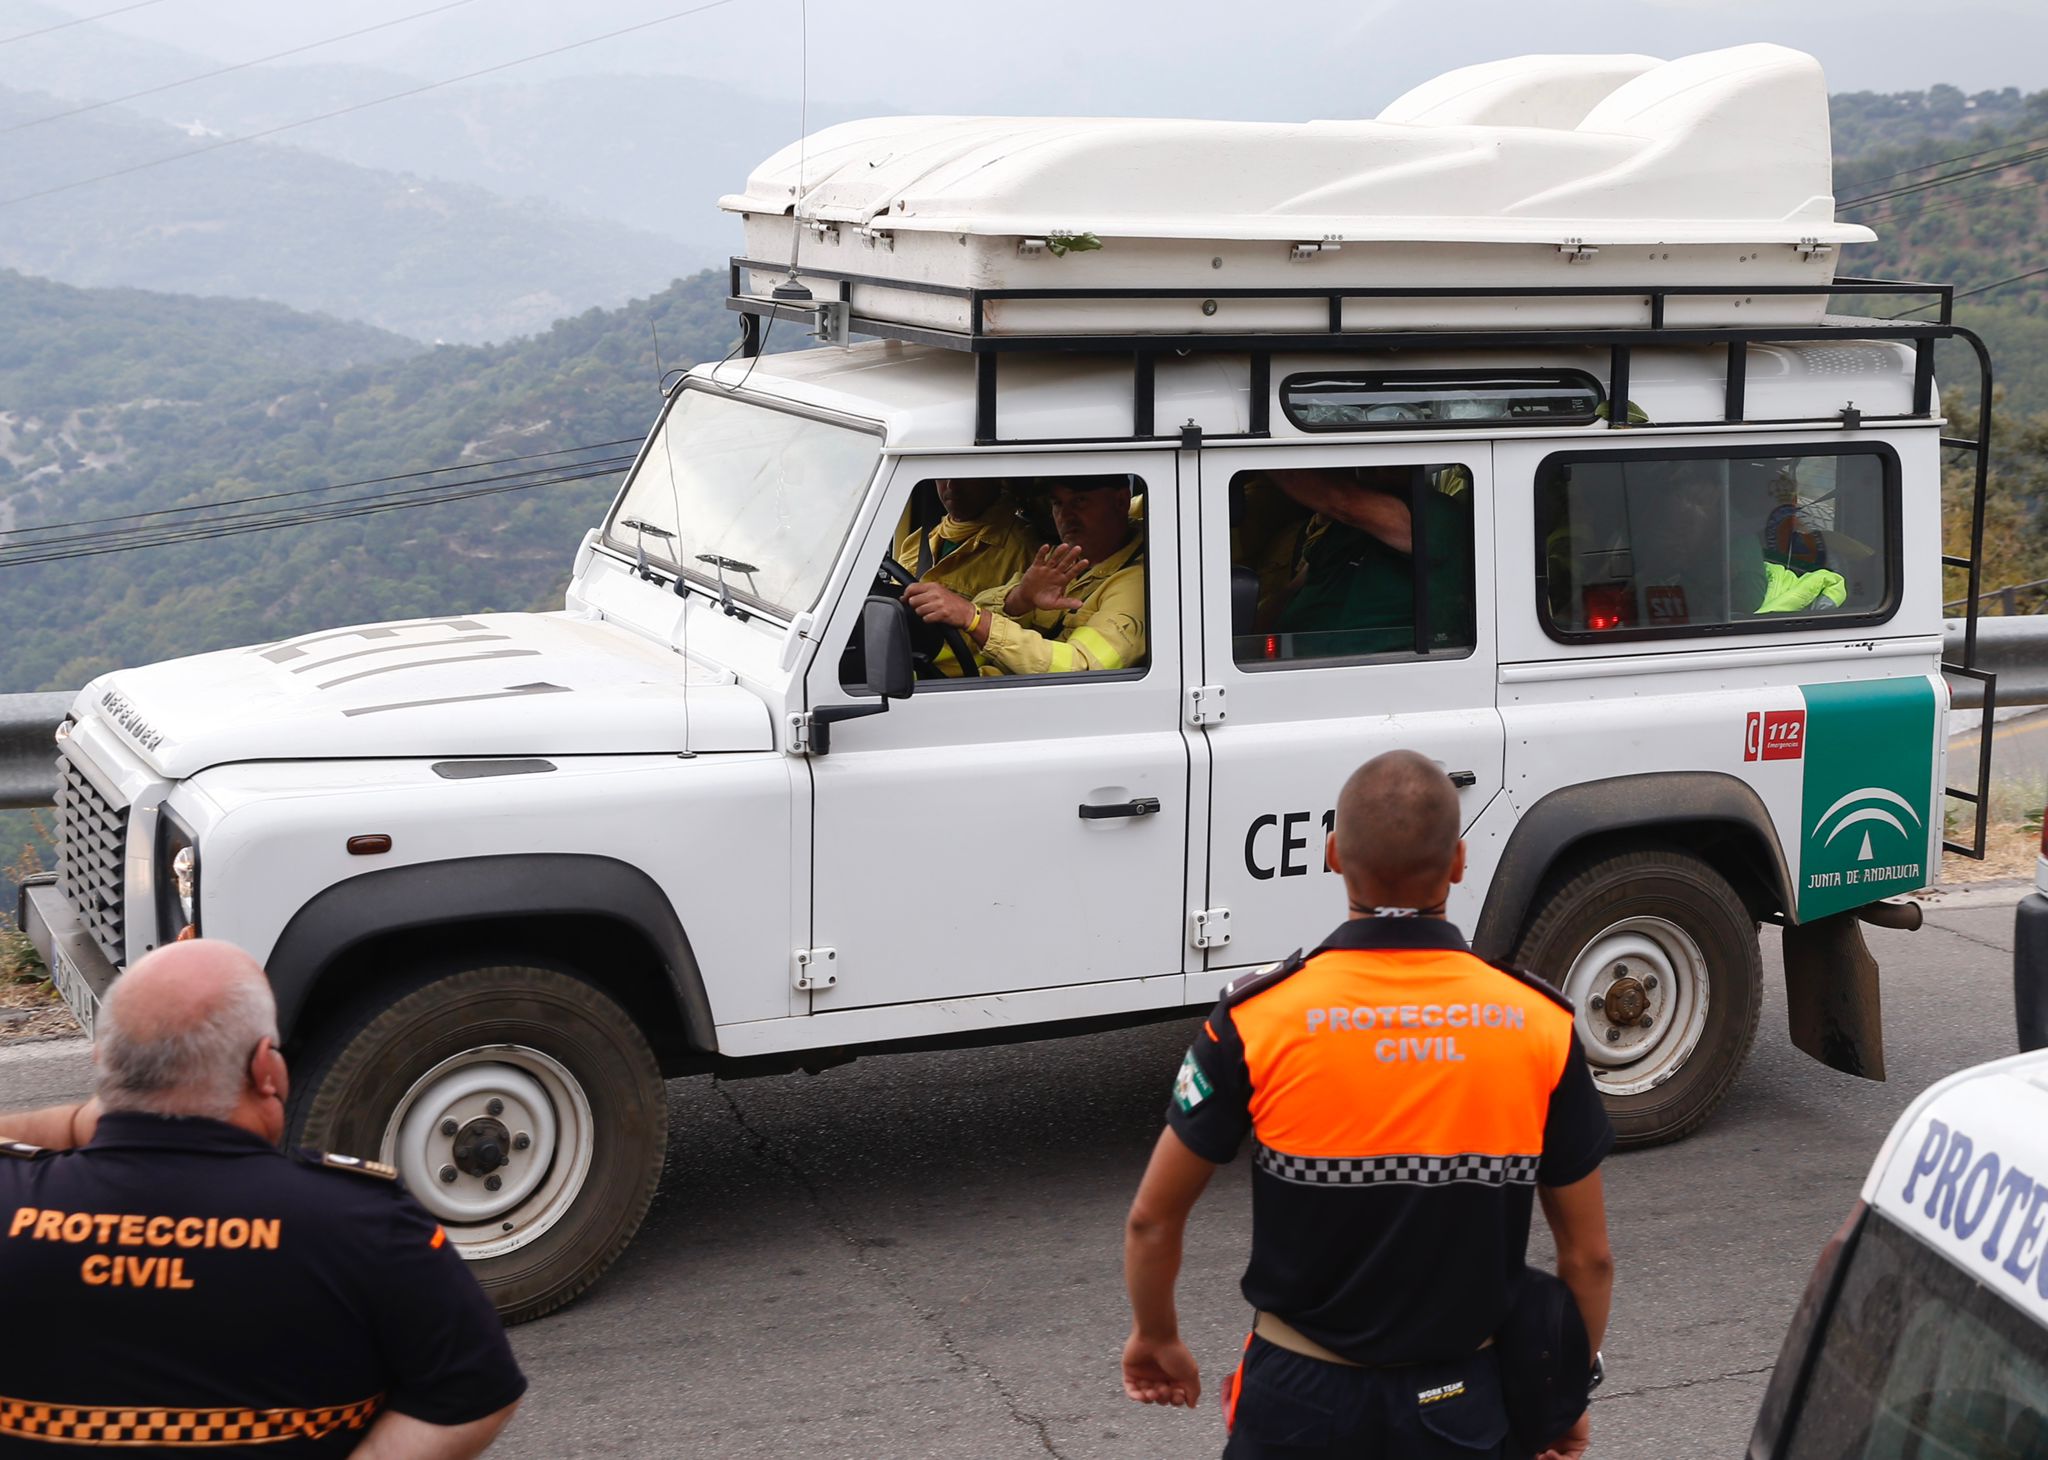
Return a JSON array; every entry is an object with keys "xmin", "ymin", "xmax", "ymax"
[
  {"xmin": 1840, "ymin": 142, "xmax": 2048, "ymax": 210},
  {"xmin": 0, "ymin": 461, "xmax": 627, "ymax": 567},
  {"xmin": 1886, "ymin": 264, "xmax": 2048, "ymax": 318},
  {"xmin": 0, "ymin": 452, "xmax": 635, "ymax": 557},
  {"xmin": 1854, "ymin": 175, "xmax": 2044, "ymax": 229},
  {"xmin": 0, "ymin": 0, "xmax": 748, "ymax": 209},
  {"xmin": 0, "ymin": 438, "xmax": 640, "ymax": 540},
  {"xmin": 0, "ymin": 458, "xmax": 635, "ymax": 561},
  {"xmin": 1839, "ymin": 129, "xmax": 2048, "ymax": 193},
  {"xmin": 0, "ymin": 0, "xmax": 166, "ymax": 46},
  {"xmin": 1, "ymin": 0, "xmax": 481, "ymax": 137}
]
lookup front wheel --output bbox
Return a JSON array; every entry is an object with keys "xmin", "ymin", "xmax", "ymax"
[
  {"xmin": 1511, "ymin": 849, "xmax": 1762, "ymax": 1148},
  {"xmin": 288, "ymin": 964, "xmax": 668, "ymax": 1323}
]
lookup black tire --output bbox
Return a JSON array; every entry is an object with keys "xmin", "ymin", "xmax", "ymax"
[
  {"xmin": 1512, "ymin": 848, "xmax": 1762, "ymax": 1149},
  {"xmin": 287, "ymin": 964, "xmax": 667, "ymax": 1324}
]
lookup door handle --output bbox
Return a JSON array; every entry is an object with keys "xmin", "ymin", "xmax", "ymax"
[
  {"xmin": 1079, "ymin": 797, "xmax": 1162, "ymax": 820},
  {"xmin": 1448, "ymin": 770, "xmax": 1478, "ymax": 788}
]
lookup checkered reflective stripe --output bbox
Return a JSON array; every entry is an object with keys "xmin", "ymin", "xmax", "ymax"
[
  {"xmin": 0, "ymin": 1394, "xmax": 381, "ymax": 1446},
  {"xmin": 1255, "ymin": 1147, "xmax": 1541, "ymax": 1188},
  {"xmin": 53, "ymin": 753, "xmax": 129, "ymax": 968}
]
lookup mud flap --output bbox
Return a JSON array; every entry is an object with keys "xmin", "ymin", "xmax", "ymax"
[{"xmin": 1782, "ymin": 912, "xmax": 1885, "ymax": 1081}]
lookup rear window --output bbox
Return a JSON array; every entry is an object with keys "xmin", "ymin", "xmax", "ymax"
[
  {"xmin": 1782, "ymin": 1212, "xmax": 2048, "ymax": 1460},
  {"xmin": 1536, "ymin": 444, "xmax": 1899, "ymax": 643},
  {"xmin": 1283, "ymin": 370, "xmax": 1602, "ymax": 431}
]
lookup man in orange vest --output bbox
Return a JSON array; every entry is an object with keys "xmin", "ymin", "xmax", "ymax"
[{"xmin": 1120, "ymin": 749, "xmax": 1614, "ymax": 1458}]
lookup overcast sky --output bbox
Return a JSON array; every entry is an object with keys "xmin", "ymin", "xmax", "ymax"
[{"xmin": 30, "ymin": 0, "xmax": 2048, "ymax": 122}]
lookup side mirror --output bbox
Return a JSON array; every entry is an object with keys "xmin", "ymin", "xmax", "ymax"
[
  {"xmin": 809, "ymin": 597, "xmax": 913, "ymax": 755},
  {"xmin": 859, "ymin": 595, "xmax": 915, "ymax": 700}
]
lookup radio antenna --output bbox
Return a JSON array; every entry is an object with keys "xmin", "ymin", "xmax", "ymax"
[{"xmin": 773, "ymin": 0, "xmax": 813, "ymax": 303}]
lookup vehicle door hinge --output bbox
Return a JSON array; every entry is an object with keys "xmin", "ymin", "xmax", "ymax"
[
  {"xmin": 1557, "ymin": 238, "xmax": 1598, "ymax": 264},
  {"xmin": 786, "ymin": 712, "xmax": 813, "ymax": 755},
  {"xmin": 1187, "ymin": 685, "xmax": 1226, "ymax": 726},
  {"xmin": 794, "ymin": 947, "xmax": 838, "ymax": 990},
  {"xmin": 1191, "ymin": 908, "xmax": 1232, "ymax": 950},
  {"xmin": 1794, "ymin": 237, "xmax": 1834, "ymax": 261}
]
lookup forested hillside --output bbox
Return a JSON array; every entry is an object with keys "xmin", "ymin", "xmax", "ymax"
[
  {"xmin": 1830, "ymin": 86, "xmax": 2033, "ymax": 157},
  {"xmin": 0, "ymin": 270, "xmax": 419, "ymax": 417},
  {"xmin": 0, "ymin": 269, "xmax": 739, "ymax": 693},
  {"xmin": 1832, "ymin": 91, "xmax": 2048, "ymax": 408}
]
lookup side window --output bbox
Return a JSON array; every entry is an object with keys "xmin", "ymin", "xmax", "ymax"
[
  {"xmin": 1537, "ymin": 447, "xmax": 1897, "ymax": 642},
  {"xmin": 1283, "ymin": 371, "xmax": 1602, "ymax": 431},
  {"xmin": 1782, "ymin": 1214, "xmax": 2048, "ymax": 1460},
  {"xmin": 1227, "ymin": 463, "xmax": 1477, "ymax": 667},
  {"xmin": 843, "ymin": 472, "xmax": 1150, "ymax": 687}
]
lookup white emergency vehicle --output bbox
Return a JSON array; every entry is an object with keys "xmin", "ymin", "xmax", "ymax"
[
  {"xmin": 17, "ymin": 43, "xmax": 2003, "ymax": 1319},
  {"xmin": 1749, "ymin": 1051, "xmax": 2048, "ymax": 1458}
]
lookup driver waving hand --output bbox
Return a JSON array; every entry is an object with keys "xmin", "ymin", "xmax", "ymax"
[{"xmin": 905, "ymin": 475, "xmax": 1148, "ymax": 676}]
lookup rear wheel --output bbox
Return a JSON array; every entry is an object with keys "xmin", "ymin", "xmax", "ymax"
[
  {"xmin": 288, "ymin": 963, "xmax": 668, "ymax": 1323},
  {"xmin": 1512, "ymin": 848, "xmax": 1762, "ymax": 1148}
]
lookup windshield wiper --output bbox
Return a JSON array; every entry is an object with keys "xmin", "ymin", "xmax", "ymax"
[
  {"xmin": 695, "ymin": 553, "xmax": 760, "ymax": 620},
  {"xmin": 617, "ymin": 518, "xmax": 675, "ymax": 581}
]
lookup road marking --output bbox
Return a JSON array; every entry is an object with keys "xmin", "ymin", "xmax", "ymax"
[{"xmin": 1949, "ymin": 712, "xmax": 2048, "ymax": 749}]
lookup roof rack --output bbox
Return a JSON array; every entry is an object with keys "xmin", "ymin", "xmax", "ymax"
[
  {"xmin": 727, "ymin": 257, "xmax": 2000, "ymax": 860},
  {"xmin": 728, "ymin": 260, "xmax": 1969, "ymax": 443}
]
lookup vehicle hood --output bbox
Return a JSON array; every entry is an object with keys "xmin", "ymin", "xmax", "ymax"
[{"xmin": 81, "ymin": 612, "xmax": 771, "ymax": 778}]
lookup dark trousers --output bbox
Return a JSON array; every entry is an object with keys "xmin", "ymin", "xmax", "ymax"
[{"xmin": 1222, "ymin": 1336, "xmax": 1510, "ymax": 1458}]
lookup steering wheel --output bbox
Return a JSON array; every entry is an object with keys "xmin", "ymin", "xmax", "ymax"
[{"xmin": 875, "ymin": 556, "xmax": 982, "ymax": 679}]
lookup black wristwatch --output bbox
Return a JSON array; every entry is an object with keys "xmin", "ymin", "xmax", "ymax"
[{"xmin": 1588, "ymin": 1351, "xmax": 1605, "ymax": 1393}]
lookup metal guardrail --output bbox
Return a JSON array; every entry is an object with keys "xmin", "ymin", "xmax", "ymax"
[
  {"xmin": 1944, "ymin": 615, "xmax": 2047, "ymax": 709},
  {"xmin": 0, "ymin": 616, "xmax": 2040, "ymax": 808}
]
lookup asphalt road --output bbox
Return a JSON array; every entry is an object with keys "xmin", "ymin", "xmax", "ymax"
[
  {"xmin": 1951, "ymin": 706, "xmax": 2048, "ymax": 799},
  {"xmin": 0, "ymin": 889, "xmax": 2031, "ymax": 1460}
]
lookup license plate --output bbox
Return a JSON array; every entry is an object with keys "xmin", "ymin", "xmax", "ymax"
[{"xmin": 45, "ymin": 941, "xmax": 99, "ymax": 1039}]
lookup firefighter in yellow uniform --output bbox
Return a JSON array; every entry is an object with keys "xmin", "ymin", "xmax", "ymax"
[
  {"xmin": 905, "ymin": 475, "xmax": 1146, "ymax": 676},
  {"xmin": 893, "ymin": 478, "xmax": 1039, "ymax": 602},
  {"xmin": 893, "ymin": 478, "xmax": 1040, "ymax": 676}
]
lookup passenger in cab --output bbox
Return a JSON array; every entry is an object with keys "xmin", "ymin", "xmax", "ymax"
[
  {"xmin": 893, "ymin": 478, "xmax": 1038, "ymax": 601},
  {"xmin": 1261, "ymin": 466, "xmax": 1470, "ymax": 655},
  {"xmin": 1755, "ymin": 493, "xmax": 1847, "ymax": 614},
  {"xmin": 903, "ymin": 475, "xmax": 1146, "ymax": 675}
]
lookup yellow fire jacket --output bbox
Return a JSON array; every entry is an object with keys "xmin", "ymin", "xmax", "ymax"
[
  {"xmin": 972, "ymin": 534, "xmax": 1147, "ymax": 675},
  {"xmin": 1756, "ymin": 561, "xmax": 1848, "ymax": 614},
  {"xmin": 893, "ymin": 509, "xmax": 1039, "ymax": 603}
]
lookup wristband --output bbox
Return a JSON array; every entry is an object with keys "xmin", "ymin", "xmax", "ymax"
[{"xmin": 968, "ymin": 607, "xmax": 986, "ymax": 637}]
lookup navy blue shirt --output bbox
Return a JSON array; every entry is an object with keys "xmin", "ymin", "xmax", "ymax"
[{"xmin": 0, "ymin": 1113, "xmax": 525, "ymax": 1454}]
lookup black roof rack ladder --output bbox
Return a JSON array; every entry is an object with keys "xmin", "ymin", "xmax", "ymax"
[{"xmin": 1938, "ymin": 300, "xmax": 1997, "ymax": 861}]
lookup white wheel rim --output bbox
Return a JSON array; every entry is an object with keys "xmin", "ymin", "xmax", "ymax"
[
  {"xmin": 1559, "ymin": 916, "xmax": 1711, "ymax": 1098},
  {"xmin": 382, "ymin": 1045, "xmax": 594, "ymax": 1261}
]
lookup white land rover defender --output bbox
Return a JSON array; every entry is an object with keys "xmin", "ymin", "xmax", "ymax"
[{"xmin": 19, "ymin": 44, "xmax": 2002, "ymax": 1319}]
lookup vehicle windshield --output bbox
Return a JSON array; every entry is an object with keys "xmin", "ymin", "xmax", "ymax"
[
  {"xmin": 603, "ymin": 386, "xmax": 880, "ymax": 618},
  {"xmin": 1782, "ymin": 1212, "xmax": 2048, "ymax": 1460}
]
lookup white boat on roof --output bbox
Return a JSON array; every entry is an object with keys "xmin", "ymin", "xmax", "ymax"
[{"xmin": 724, "ymin": 43, "xmax": 1873, "ymax": 335}]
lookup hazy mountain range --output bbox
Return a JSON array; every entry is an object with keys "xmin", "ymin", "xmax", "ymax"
[{"xmin": 0, "ymin": 0, "xmax": 873, "ymax": 341}]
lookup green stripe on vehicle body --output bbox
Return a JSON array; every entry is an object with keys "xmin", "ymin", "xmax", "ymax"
[{"xmin": 1796, "ymin": 679, "xmax": 1938, "ymax": 922}]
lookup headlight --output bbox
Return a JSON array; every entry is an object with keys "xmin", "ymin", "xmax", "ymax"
[{"xmin": 157, "ymin": 814, "xmax": 200, "ymax": 941}]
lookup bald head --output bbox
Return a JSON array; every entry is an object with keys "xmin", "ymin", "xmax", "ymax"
[
  {"xmin": 97, "ymin": 941, "xmax": 278, "ymax": 1123},
  {"xmin": 1332, "ymin": 751, "xmax": 1463, "ymax": 907}
]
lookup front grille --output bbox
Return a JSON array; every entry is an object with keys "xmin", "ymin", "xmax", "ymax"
[{"xmin": 54, "ymin": 754, "xmax": 129, "ymax": 966}]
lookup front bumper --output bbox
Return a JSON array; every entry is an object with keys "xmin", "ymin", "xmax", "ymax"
[
  {"xmin": 17, "ymin": 875, "xmax": 117, "ymax": 1038},
  {"xmin": 2015, "ymin": 891, "xmax": 2048, "ymax": 1052}
]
